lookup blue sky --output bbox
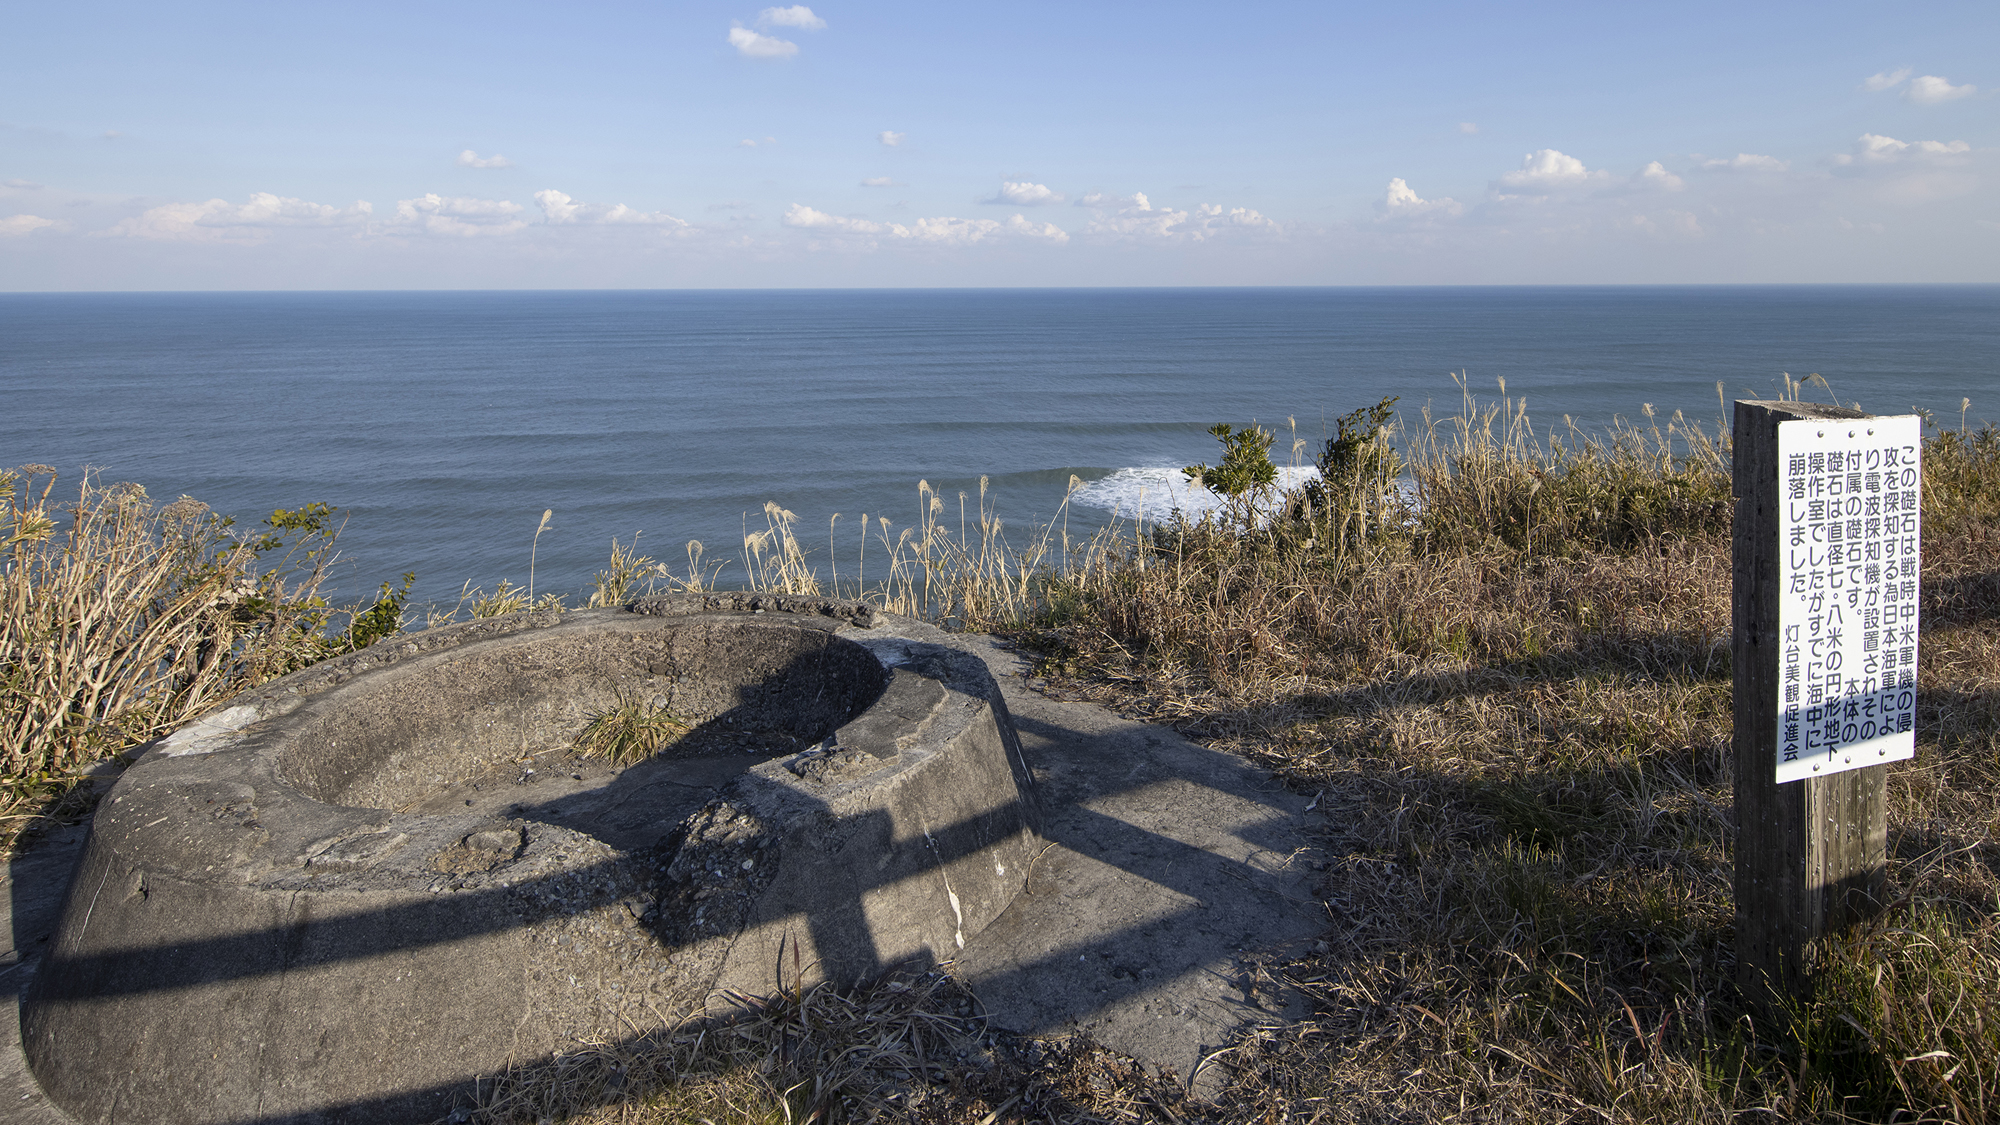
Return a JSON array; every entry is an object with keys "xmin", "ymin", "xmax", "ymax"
[{"xmin": 3, "ymin": 0, "xmax": 1994, "ymax": 288}]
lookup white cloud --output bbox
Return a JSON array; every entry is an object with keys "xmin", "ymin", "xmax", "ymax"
[
  {"xmin": 757, "ymin": 5, "xmax": 824, "ymax": 29},
  {"xmin": 899, "ymin": 214, "xmax": 1069, "ymax": 246},
  {"xmin": 533, "ymin": 189, "xmax": 688, "ymax": 227},
  {"xmin": 860, "ymin": 176, "xmax": 900, "ymax": 187},
  {"xmin": 1381, "ymin": 181, "xmax": 1417, "ymax": 207},
  {"xmin": 1861, "ymin": 68, "xmax": 1912, "ymax": 92},
  {"xmin": 1905, "ymin": 75, "xmax": 1976, "ymax": 104},
  {"xmin": 1078, "ymin": 192, "xmax": 1184, "ymax": 238},
  {"xmin": 1638, "ymin": 161, "xmax": 1685, "ymax": 191},
  {"xmin": 1495, "ymin": 149, "xmax": 1607, "ymax": 194},
  {"xmin": 1007, "ymin": 214, "xmax": 1070, "ymax": 243},
  {"xmin": 1834, "ymin": 133, "xmax": 1972, "ymax": 166},
  {"xmin": 1076, "ymin": 191, "xmax": 1148, "ymax": 209},
  {"xmin": 1188, "ymin": 203, "xmax": 1279, "ymax": 235},
  {"xmin": 1698, "ymin": 153, "xmax": 1788, "ymax": 172},
  {"xmin": 878, "ymin": 130, "xmax": 905, "ymax": 147},
  {"xmin": 783, "ymin": 203, "xmax": 1069, "ymax": 246},
  {"xmin": 984, "ymin": 181, "xmax": 1064, "ymax": 206},
  {"xmin": 0, "ymin": 214, "xmax": 62, "ymax": 236},
  {"xmin": 729, "ymin": 26, "xmax": 798, "ymax": 58},
  {"xmin": 391, "ymin": 193, "xmax": 525, "ymax": 236},
  {"xmin": 1378, "ymin": 177, "xmax": 1463, "ymax": 218},
  {"xmin": 1458, "ymin": 122, "xmax": 1479, "ymax": 134},
  {"xmin": 457, "ymin": 149, "xmax": 513, "ymax": 169},
  {"xmin": 783, "ymin": 203, "xmax": 884, "ymax": 234},
  {"xmin": 4, "ymin": 178, "xmax": 43, "ymax": 190},
  {"xmin": 103, "ymin": 193, "xmax": 372, "ymax": 241},
  {"xmin": 1075, "ymin": 190, "xmax": 1277, "ymax": 241},
  {"xmin": 532, "ymin": 192, "xmax": 572, "ymax": 221}
]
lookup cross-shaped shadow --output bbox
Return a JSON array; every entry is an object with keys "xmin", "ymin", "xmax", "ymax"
[{"xmin": 10, "ymin": 623, "xmax": 1322, "ymax": 1125}]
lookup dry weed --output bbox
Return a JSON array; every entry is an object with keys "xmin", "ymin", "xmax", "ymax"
[
  {"xmin": 0, "ymin": 467, "xmax": 401, "ymax": 846},
  {"xmin": 1004, "ymin": 404, "xmax": 2000, "ymax": 1123},
  {"xmin": 15, "ymin": 392, "xmax": 1996, "ymax": 1124},
  {"xmin": 472, "ymin": 967, "xmax": 1199, "ymax": 1125},
  {"xmin": 572, "ymin": 698, "xmax": 694, "ymax": 766}
]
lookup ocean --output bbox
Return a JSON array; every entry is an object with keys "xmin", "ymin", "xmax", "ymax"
[{"xmin": 3, "ymin": 286, "xmax": 1995, "ymax": 610}]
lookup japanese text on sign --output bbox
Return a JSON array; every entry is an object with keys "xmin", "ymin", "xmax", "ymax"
[{"xmin": 1774, "ymin": 415, "xmax": 1921, "ymax": 783}]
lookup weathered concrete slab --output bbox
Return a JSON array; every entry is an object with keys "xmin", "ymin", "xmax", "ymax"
[
  {"xmin": 854, "ymin": 619, "xmax": 1324, "ymax": 1090},
  {"xmin": 3, "ymin": 611, "xmax": 1325, "ymax": 1122},
  {"xmin": 1, "ymin": 822, "xmax": 86, "ymax": 1125},
  {"xmin": 20, "ymin": 604, "xmax": 1038, "ymax": 1125}
]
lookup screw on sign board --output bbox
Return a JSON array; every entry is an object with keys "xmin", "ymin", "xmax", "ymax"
[{"xmin": 1773, "ymin": 414, "xmax": 1922, "ymax": 783}]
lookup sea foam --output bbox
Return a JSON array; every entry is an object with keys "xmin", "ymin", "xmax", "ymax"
[{"xmin": 1071, "ymin": 465, "xmax": 1321, "ymax": 524}]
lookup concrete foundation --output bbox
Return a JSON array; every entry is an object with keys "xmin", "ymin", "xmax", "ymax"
[{"xmin": 22, "ymin": 599, "xmax": 1039, "ymax": 1125}]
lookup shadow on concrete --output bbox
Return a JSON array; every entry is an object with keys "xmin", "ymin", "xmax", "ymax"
[
  {"xmin": 6, "ymin": 631, "xmax": 1320, "ymax": 1124},
  {"xmin": 4, "ymin": 833, "xmax": 75, "ymax": 1009},
  {"xmin": 407, "ymin": 630, "xmax": 891, "ymax": 853}
]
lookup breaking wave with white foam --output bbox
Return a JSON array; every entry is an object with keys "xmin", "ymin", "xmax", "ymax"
[{"xmin": 1070, "ymin": 465, "xmax": 1322, "ymax": 524}]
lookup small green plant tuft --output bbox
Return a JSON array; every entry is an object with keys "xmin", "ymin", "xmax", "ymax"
[
  {"xmin": 346, "ymin": 573, "xmax": 414, "ymax": 651},
  {"xmin": 1319, "ymin": 395, "xmax": 1403, "ymax": 489},
  {"xmin": 1289, "ymin": 395, "xmax": 1405, "ymax": 551},
  {"xmin": 573, "ymin": 699, "xmax": 693, "ymax": 766},
  {"xmin": 1183, "ymin": 422, "xmax": 1278, "ymax": 526}
]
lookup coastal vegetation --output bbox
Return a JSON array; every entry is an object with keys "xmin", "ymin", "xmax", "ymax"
[
  {"xmin": 0, "ymin": 470, "xmax": 408, "ymax": 834},
  {"xmin": 997, "ymin": 389, "xmax": 1997, "ymax": 1125},
  {"xmin": 572, "ymin": 698, "xmax": 693, "ymax": 766},
  {"xmin": 4, "ymin": 379, "xmax": 1996, "ymax": 1123}
]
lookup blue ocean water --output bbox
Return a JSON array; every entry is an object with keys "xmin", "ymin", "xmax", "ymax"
[{"xmin": 3, "ymin": 287, "xmax": 1995, "ymax": 609}]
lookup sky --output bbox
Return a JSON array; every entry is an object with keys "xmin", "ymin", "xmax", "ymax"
[{"xmin": 2, "ymin": 0, "xmax": 1995, "ymax": 289}]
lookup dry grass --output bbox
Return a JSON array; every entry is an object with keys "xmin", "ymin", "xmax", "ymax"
[
  {"xmin": 473, "ymin": 966, "xmax": 1197, "ymax": 1125},
  {"xmin": 457, "ymin": 390, "xmax": 1996, "ymax": 1124},
  {"xmin": 996, "ymin": 393, "xmax": 2000, "ymax": 1124},
  {"xmin": 12, "ymin": 387, "xmax": 1996, "ymax": 1124},
  {"xmin": 0, "ymin": 467, "xmax": 402, "ymax": 847},
  {"xmin": 572, "ymin": 698, "xmax": 694, "ymax": 766},
  {"xmin": 675, "ymin": 486, "xmax": 1128, "ymax": 633}
]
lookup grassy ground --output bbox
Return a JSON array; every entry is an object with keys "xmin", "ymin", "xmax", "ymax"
[
  {"xmin": 1014, "ymin": 400, "xmax": 1996, "ymax": 1124},
  {"xmin": 7, "ymin": 387, "xmax": 1996, "ymax": 1123},
  {"xmin": 992, "ymin": 399, "xmax": 1997, "ymax": 1124}
]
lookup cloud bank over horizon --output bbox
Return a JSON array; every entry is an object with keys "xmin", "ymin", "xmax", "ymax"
[{"xmin": 2, "ymin": 0, "xmax": 1993, "ymax": 288}]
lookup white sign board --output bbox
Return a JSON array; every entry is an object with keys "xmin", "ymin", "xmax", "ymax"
[{"xmin": 1774, "ymin": 415, "xmax": 1921, "ymax": 783}]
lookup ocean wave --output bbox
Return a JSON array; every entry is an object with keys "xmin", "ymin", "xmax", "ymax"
[{"xmin": 1070, "ymin": 465, "xmax": 1322, "ymax": 523}]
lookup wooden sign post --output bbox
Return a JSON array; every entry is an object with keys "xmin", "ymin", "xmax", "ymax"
[{"xmin": 1732, "ymin": 400, "xmax": 1922, "ymax": 1015}]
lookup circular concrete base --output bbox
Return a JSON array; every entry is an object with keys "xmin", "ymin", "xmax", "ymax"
[{"xmin": 24, "ymin": 598, "xmax": 1039, "ymax": 1125}]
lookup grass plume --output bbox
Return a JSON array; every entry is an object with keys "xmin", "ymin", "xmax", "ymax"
[{"xmin": 572, "ymin": 698, "xmax": 693, "ymax": 766}]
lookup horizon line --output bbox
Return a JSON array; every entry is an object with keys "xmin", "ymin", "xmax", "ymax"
[{"xmin": 6, "ymin": 281, "xmax": 2000, "ymax": 297}]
